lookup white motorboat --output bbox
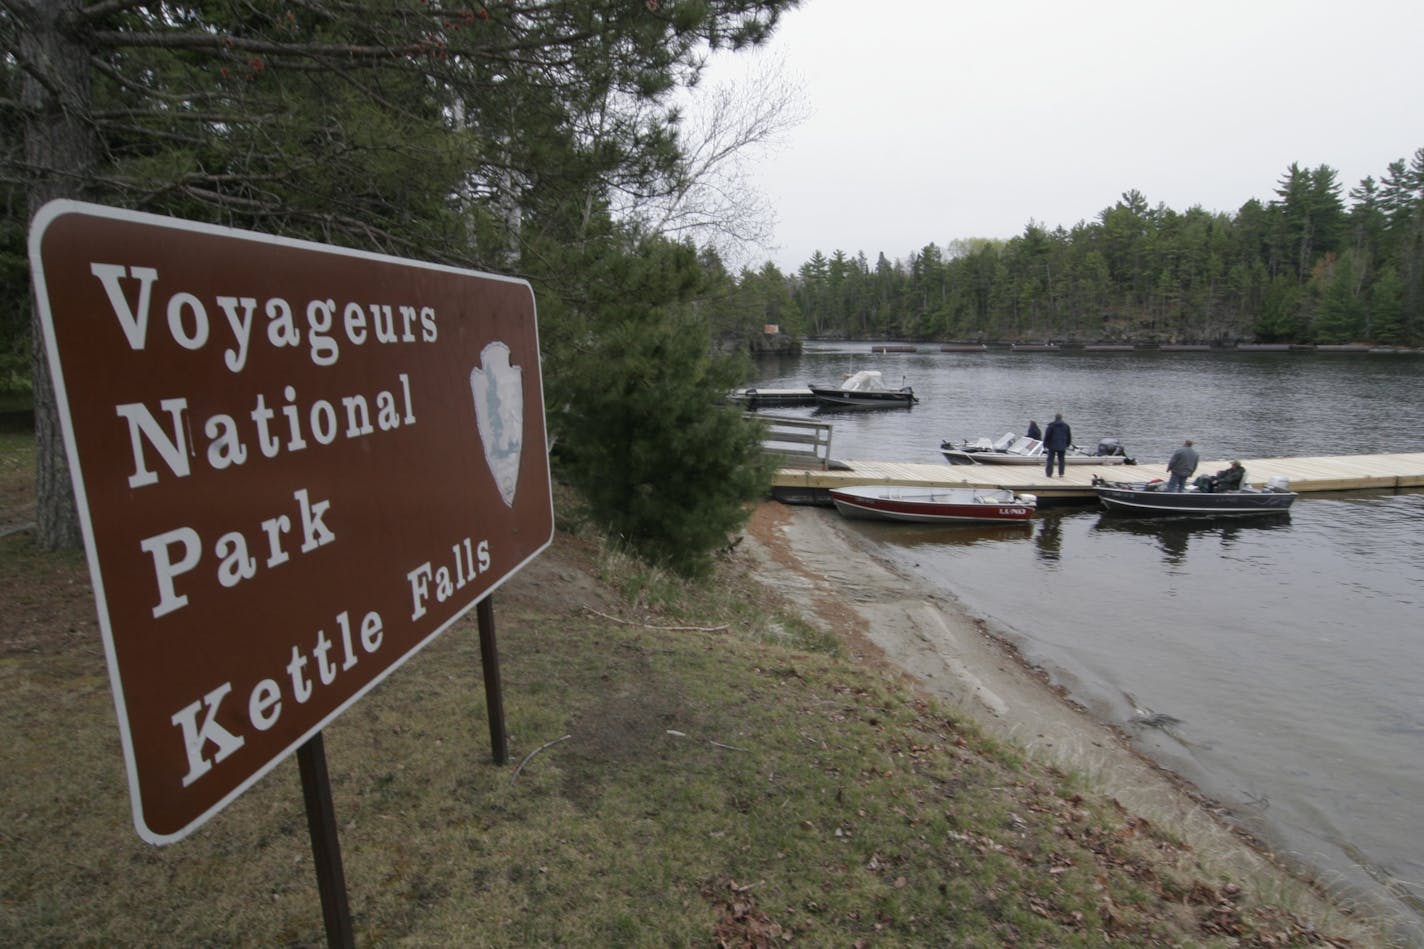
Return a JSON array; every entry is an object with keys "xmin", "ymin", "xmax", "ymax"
[
  {"xmin": 940, "ymin": 432, "xmax": 1133, "ymax": 466},
  {"xmin": 809, "ymin": 370, "xmax": 917, "ymax": 408}
]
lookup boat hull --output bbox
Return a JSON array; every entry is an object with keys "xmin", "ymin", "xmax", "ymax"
[
  {"xmin": 1095, "ymin": 483, "xmax": 1297, "ymax": 516},
  {"xmin": 829, "ymin": 485, "xmax": 1035, "ymax": 524},
  {"xmin": 810, "ymin": 386, "xmax": 916, "ymax": 408}
]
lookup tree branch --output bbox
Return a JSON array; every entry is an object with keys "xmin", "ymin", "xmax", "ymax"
[
  {"xmin": 510, "ymin": 734, "xmax": 571, "ymax": 783},
  {"xmin": 584, "ymin": 606, "xmax": 729, "ymax": 633}
]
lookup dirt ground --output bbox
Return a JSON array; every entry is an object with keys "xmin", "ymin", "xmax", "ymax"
[{"xmin": 737, "ymin": 499, "xmax": 1386, "ymax": 941}]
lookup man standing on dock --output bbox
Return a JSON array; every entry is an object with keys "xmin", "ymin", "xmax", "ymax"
[
  {"xmin": 1165, "ymin": 439, "xmax": 1200, "ymax": 492},
  {"xmin": 1043, "ymin": 413, "xmax": 1071, "ymax": 477}
]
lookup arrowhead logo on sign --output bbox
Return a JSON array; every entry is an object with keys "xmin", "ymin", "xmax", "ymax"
[{"xmin": 470, "ymin": 341, "xmax": 524, "ymax": 507}]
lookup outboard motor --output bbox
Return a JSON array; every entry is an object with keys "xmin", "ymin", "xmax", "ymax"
[
  {"xmin": 1095, "ymin": 438, "xmax": 1125, "ymax": 457},
  {"xmin": 1266, "ymin": 475, "xmax": 1290, "ymax": 492},
  {"xmin": 1095, "ymin": 437, "xmax": 1136, "ymax": 464}
]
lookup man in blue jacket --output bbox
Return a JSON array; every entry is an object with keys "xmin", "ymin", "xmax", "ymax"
[{"xmin": 1042, "ymin": 413, "xmax": 1071, "ymax": 477}]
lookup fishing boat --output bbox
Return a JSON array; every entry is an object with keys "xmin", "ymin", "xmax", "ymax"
[
  {"xmin": 829, "ymin": 484, "xmax": 1036, "ymax": 524},
  {"xmin": 1092, "ymin": 475, "xmax": 1297, "ymax": 516},
  {"xmin": 940, "ymin": 432, "xmax": 1132, "ymax": 466},
  {"xmin": 809, "ymin": 370, "xmax": 917, "ymax": 408}
]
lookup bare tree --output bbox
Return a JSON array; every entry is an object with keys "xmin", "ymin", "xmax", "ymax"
[{"xmin": 625, "ymin": 51, "xmax": 807, "ymax": 268}]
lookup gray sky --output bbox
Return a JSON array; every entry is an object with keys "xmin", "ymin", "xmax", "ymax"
[{"xmin": 700, "ymin": 0, "xmax": 1424, "ymax": 273}]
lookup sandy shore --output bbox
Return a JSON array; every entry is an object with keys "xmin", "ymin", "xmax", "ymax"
[{"xmin": 741, "ymin": 500, "xmax": 1391, "ymax": 944}]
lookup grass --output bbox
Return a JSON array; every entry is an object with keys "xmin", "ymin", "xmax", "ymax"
[
  {"xmin": 0, "ymin": 430, "xmax": 35, "ymax": 530},
  {"xmin": 0, "ymin": 435, "xmax": 1393, "ymax": 946}
]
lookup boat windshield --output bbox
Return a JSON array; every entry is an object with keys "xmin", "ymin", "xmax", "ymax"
[
  {"xmin": 993, "ymin": 434, "xmax": 1043, "ymax": 456},
  {"xmin": 840, "ymin": 370, "xmax": 886, "ymax": 391}
]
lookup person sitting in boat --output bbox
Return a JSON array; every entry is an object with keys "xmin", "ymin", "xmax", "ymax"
[
  {"xmin": 1195, "ymin": 460, "xmax": 1246, "ymax": 493},
  {"xmin": 1026, "ymin": 419, "xmax": 1042, "ymax": 440},
  {"xmin": 1216, "ymin": 461, "xmax": 1246, "ymax": 490}
]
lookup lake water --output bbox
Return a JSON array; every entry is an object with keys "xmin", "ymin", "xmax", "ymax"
[{"xmin": 748, "ymin": 343, "xmax": 1424, "ymax": 943}]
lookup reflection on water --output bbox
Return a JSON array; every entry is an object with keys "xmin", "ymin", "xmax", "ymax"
[
  {"xmin": 812, "ymin": 403, "xmax": 919, "ymax": 418},
  {"xmin": 1092, "ymin": 512, "xmax": 1293, "ymax": 564},
  {"xmin": 835, "ymin": 518, "xmax": 1032, "ymax": 548},
  {"xmin": 1033, "ymin": 516, "xmax": 1062, "ymax": 562},
  {"xmin": 754, "ymin": 347, "xmax": 1424, "ymax": 942}
]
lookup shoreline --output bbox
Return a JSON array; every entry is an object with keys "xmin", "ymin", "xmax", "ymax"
[{"xmin": 740, "ymin": 499, "xmax": 1399, "ymax": 945}]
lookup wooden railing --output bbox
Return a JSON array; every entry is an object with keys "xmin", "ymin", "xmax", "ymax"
[{"xmin": 750, "ymin": 414, "xmax": 833, "ymax": 471}]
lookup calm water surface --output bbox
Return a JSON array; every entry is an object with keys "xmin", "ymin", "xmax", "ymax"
[{"xmin": 751, "ymin": 344, "xmax": 1424, "ymax": 942}]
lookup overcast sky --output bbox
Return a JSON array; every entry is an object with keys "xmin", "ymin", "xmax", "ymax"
[{"xmin": 697, "ymin": 0, "xmax": 1424, "ymax": 273}]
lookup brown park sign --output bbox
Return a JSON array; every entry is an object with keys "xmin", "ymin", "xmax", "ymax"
[{"xmin": 29, "ymin": 201, "xmax": 553, "ymax": 844}]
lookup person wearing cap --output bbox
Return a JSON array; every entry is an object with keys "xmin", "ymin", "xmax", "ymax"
[
  {"xmin": 1215, "ymin": 460, "xmax": 1245, "ymax": 491},
  {"xmin": 1197, "ymin": 459, "xmax": 1245, "ymax": 492}
]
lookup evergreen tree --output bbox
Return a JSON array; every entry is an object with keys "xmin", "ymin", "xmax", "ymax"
[
  {"xmin": 797, "ymin": 251, "xmax": 830, "ymax": 335},
  {"xmin": 549, "ymin": 237, "xmax": 771, "ymax": 576},
  {"xmin": 1312, "ymin": 253, "xmax": 1366, "ymax": 343},
  {"xmin": 1368, "ymin": 265, "xmax": 1406, "ymax": 344},
  {"xmin": 1272, "ymin": 163, "xmax": 1346, "ymax": 283},
  {"xmin": 1393, "ymin": 149, "xmax": 1424, "ymax": 337},
  {"xmin": 1348, "ymin": 176, "xmax": 1387, "ymax": 276},
  {"xmin": 753, "ymin": 262, "xmax": 804, "ymax": 338}
]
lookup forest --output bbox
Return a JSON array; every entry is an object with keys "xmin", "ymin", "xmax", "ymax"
[{"xmin": 720, "ymin": 152, "xmax": 1424, "ymax": 348}]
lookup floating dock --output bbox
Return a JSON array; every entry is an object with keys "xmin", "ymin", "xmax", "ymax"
[
  {"xmin": 729, "ymin": 386, "xmax": 816, "ymax": 407},
  {"xmin": 771, "ymin": 453, "xmax": 1424, "ymax": 505}
]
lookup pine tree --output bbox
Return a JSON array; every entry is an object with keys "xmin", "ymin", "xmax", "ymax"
[
  {"xmin": 549, "ymin": 237, "xmax": 771, "ymax": 576},
  {"xmin": 1312, "ymin": 253, "xmax": 1366, "ymax": 343},
  {"xmin": 1368, "ymin": 265, "xmax": 1406, "ymax": 344}
]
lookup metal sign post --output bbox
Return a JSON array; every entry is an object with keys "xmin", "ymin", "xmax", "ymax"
[
  {"xmin": 476, "ymin": 596, "xmax": 508, "ymax": 765},
  {"xmin": 297, "ymin": 733, "xmax": 354, "ymax": 949}
]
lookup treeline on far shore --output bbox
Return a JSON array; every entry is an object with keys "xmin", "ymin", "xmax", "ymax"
[{"xmin": 724, "ymin": 153, "xmax": 1424, "ymax": 351}]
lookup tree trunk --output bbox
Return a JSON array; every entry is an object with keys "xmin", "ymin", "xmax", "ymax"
[{"xmin": 19, "ymin": 0, "xmax": 96, "ymax": 550}]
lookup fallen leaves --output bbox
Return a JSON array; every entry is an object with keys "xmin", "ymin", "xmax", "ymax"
[{"xmin": 705, "ymin": 878, "xmax": 788, "ymax": 948}]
